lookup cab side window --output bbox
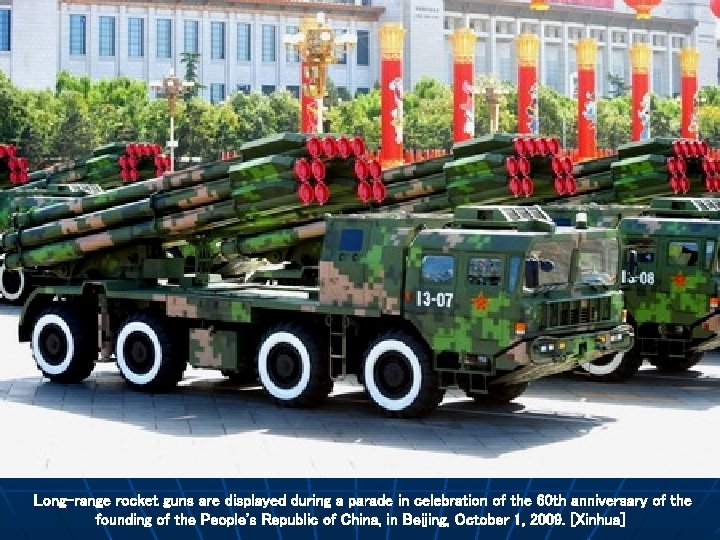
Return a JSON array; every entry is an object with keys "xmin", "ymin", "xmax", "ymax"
[
  {"xmin": 421, "ymin": 255, "xmax": 454, "ymax": 284},
  {"xmin": 468, "ymin": 257, "xmax": 502, "ymax": 287},
  {"xmin": 668, "ymin": 241, "xmax": 699, "ymax": 267}
]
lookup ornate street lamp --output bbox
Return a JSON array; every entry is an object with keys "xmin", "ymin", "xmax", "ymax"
[
  {"xmin": 150, "ymin": 75, "xmax": 195, "ymax": 172},
  {"xmin": 283, "ymin": 13, "xmax": 357, "ymax": 134}
]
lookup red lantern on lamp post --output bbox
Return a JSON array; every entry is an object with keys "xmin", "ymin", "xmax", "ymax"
[
  {"xmin": 623, "ymin": 0, "xmax": 662, "ymax": 19},
  {"xmin": 711, "ymin": 0, "xmax": 720, "ymax": 18}
]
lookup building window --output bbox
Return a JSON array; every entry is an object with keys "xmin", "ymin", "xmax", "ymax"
[
  {"xmin": 210, "ymin": 83, "xmax": 226, "ymax": 104},
  {"xmin": 128, "ymin": 18, "xmax": 144, "ymax": 58},
  {"xmin": 0, "ymin": 10, "xmax": 10, "ymax": 52},
  {"xmin": 184, "ymin": 20, "xmax": 199, "ymax": 54},
  {"xmin": 69, "ymin": 14, "xmax": 86, "ymax": 56},
  {"xmin": 237, "ymin": 23, "xmax": 251, "ymax": 61},
  {"xmin": 286, "ymin": 85, "xmax": 300, "ymax": 98},
  {"xmin": 156, "ymin": 19, "xmax": 172, "ymax": 59},
  {"xmin": 356, "ymin": 30, "xmax": 368, "ymax": 66},
  {"xmin": 99, "ymin": 16, "xmax": 116, "ymax": 57},
  {"xmin": 211, "ymin": 21, "xmax": 225, "ymax": 60},
  {"xmin": 285, "ymin": 26, "xmax": 299, "ymax": 63},
  {"xmin": 236, "ymin": 84, "xmax": 251, "ymax": 93},
  {"xmin": 261, "ymin": 85, "xmax": 276, "ymax": 95},
  {"xmin": 262, "ymin": 25, "xmax": 276, "ymax": 62},
  {"xmin": 355, "ymin": 87, "xmax": 369, "ymax": 97}
]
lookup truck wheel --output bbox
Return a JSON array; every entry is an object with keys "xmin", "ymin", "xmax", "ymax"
[
  {"xmin": 467, "ymin": 381, "xmax": 528, "ymax": 406},
  {"xmin": 649, "ymin": 352, "xmax": 702, "ymax": 372},
  {"xmin": 362, "ymin": 331, "xmax": 441, "ymax": 418},
  {"xmin": 115, "ymin": 314, "xmax": 185, "ymax": 392},
  {"xmin": 0, "ymin": 262, "xmax": 28, "ymax": 305},
  {"xmin": 579, "ymin": 351, "xmax": 642, "ymax": 382},
  {"xmin": 256, "ymin": 323, "xmax": 332, "ymax": 407},
  {"xmin": 31, "ymin": 305, "xmax": 96, "ymax": 383}
]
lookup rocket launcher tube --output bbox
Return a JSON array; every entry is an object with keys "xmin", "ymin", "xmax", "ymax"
[{"xmin": 220, "ymin": 221, "xmax": 328, "ymax": 257}]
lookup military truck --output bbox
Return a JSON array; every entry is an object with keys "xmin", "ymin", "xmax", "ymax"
[
  {"xmin": 2, "ymin": 133, "xmax": 632, "ymax": 417},
  {"xmin": 13, "ymin": 205, "xmax": 631, "ymax": 417},
  {"xmin": 545, "ymin": 197, "xmax": 720, "ymax": 381}
]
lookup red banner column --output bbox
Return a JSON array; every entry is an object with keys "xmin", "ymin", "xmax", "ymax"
[
  {"xmin": 575, "ymin": 38, "xmax": 598, "ymax": 160},
  {"xmin": 680, "ymin": 47, "xmax": 700, "ymax": 139},
  {"xmin": 629, "ymin": 43, "xmax": 651, "ymax": 141},
  {"xmin": 451, "ymin": 28, "xmax": 477, "ymax": 142},
  {"xmin": 380, "ymin": 23, "xmax": 406, "ymax": 169},
  {"xmin": 516, "ymin": 33, "xmax": 540, "ymax": 135},
  {"xmin": 300, "ymin": 61, "xmax": 319, "ymax": 134}
]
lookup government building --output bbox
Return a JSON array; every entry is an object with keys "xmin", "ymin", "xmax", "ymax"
[{"xmin": 0, "ymin": 0, "xmax": 715, "ymax": 100}]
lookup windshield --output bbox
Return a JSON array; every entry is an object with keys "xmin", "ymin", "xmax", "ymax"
[
  {"xmin": 577, "ymin": 237, "xmax": 619, "ymax": 287},
  {"xmin": 524, "ymin": 240, "xmax": 571, "ymax": 290}
]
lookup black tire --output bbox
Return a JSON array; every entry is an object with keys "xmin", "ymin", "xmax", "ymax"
[
  {"xmin": 31, "ymin": 305, "xmax": 96, "ymax": 383},
  {"xmin": 467, "ymin": 381, "xmax": 528, "ymax": 406},
  {"xmin": 115, "ymin": 313, "xmax": 186, "ymax": 392},
  {"xmin": 649, "ymin": 352, "xmax": 703, "ymax": 372},
  {"xmin": 362, "ymin": 330, "xmax": 442, "ymax": 418},
  {"xmin": 578, "ymin": 350, "xmax": 643, "ymax": 382},
  {"xmin": 0, "ymin": 262, "xmax": 29, "ymax": 305},
  {"xmin": 256, "ymin": 323, "xmax": 332, "ymax": 407}
]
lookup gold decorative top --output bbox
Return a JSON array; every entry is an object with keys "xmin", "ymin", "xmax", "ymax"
[
  {"xmin": 380, "ymin": 23, "xmax": 405, "ymax": 60},
  {"xmin": 529, "ymin": 0, "xmax": 550, "ymax": 10},
  {"xmin": 516, "ymin": 33, "xmax": 540, "ymax": 68},
  {"xmin": 629, "ymin": 43, "xmax": 651, "ymax": 74},
  {"xmin": 450, "ymin": 28, "xmax": 477, "ymax": 63},
  {"xmin": 679, "ymin": 47, "xmax": 700, "ymax": 77},
  {"xmin": 575, "ymin": 38, "xmax": 598, "ymax": 70}
]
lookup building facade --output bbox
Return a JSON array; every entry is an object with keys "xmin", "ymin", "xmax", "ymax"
[{"xmin": 0, "ymin": 0, "xmax": 715, "ymax": 99}]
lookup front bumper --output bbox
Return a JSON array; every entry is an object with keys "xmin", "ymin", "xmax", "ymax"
[{"xmin": 497, "ymin": 324, "xmax": 634, "ymax": 385}]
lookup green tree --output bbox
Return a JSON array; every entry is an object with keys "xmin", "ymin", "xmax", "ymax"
[
  {"xmin": 325, "ymin": 88, "xmax": 380, "ymax": 148},
  {"xmin": 607, "ymin": 73, "xmax": 630, "ymax": 98},
  {"xmin": 180, "ymin": 52, "xmax": 203, "ymax": 100},
  {"xmin": 597, "ymin": 94, "xmax": 631, "ymax": 148}
]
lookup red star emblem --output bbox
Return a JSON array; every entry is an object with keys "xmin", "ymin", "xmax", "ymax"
[
  {"xmin": 472, "ymin": 293, "xmax": 490, "ymax": 311},
  {"xmin": 673, "ymin": 272, "xmax": 687, "ymax": 289}
]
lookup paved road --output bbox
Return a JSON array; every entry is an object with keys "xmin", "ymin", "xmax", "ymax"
[{"xmin": 1, "ymin": 304, "xmax": 718, "ymax": 477}]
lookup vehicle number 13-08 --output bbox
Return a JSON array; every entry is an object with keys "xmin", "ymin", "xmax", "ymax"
[{"xmin": 416, "ymin": 291, "xmax": 454, "ymax": 308}]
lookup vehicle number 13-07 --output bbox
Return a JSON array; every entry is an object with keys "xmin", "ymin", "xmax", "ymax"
[{"xmin": 416, "ymin": 291, "xmax": 454, "ymax": 308}]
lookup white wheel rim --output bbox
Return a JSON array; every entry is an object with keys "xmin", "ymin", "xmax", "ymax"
[
  {"xmin": 32, "ymin": 313, "xmax": 75, "ymax": 376},
  {"xmin": 116, "ymin": 321, "xmax": 163, "ymax": 385},
  {"xmin": 581, "ymin": 352, "xmax": 625, "ymax": 376},
  {"xmin": 0, "ymin": 263, "xmax": 25, "ymax": 302},
  {"xmin": 257, "ymin": 331, "xmax": 311, "ymax": 401},
  {"xmin": 364, "ymin": 339, "xmax": 421, "ymax": 412}
]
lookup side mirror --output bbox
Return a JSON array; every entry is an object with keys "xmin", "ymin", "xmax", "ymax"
[{"xmin": 540, "ymin": 259, "xmax": 555, "ymax": 272}]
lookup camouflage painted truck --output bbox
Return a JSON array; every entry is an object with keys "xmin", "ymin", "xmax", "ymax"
[
  {"xmin": 0, "ymin": 142, "xmax": 167, "ymax": 304},
  {"xmin": 4, "ymin": 134, "xmax": 633, "ymax": 417},
  {"xmin": 547, "ymin": 197, "xmax": 720, "ymax": 382}
]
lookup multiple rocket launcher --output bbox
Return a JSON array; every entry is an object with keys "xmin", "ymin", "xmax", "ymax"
[{"xmin": 1, "ymin": 132, "xmax": 717, "ymax": 278}]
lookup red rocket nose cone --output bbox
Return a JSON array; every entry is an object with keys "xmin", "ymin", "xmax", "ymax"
[
  {"xmin": 564, "ymin": 175, "xmax": 576, "ymax": 195},
  {"xmin": 298, "ymin": 182, "xmax": 315, "ymax": 205},
  {"xmin": 536, "ymin": 138, "xmax": 549, "ymax": 156},
  {"xmin": 505, "ymin": 156, "xmax": 518, "ymax": 176},
  {"xmin": 368, "ymin": 159, "xmax": 382, "ymax": 181},
  {"xmin": 314, "ymin": 181, "xmax": 330, "ymax": 205},
  {"xmin": 353, "ymin": 159, "xmax": 369, "ymax": 181},
  {"xmin": 306, "ymin": 136, "xmax": 322, "ymax": 159},
  {"xmin": 523, "ymin": 138, "xmax": 536, "ymax": 156},
  {"xmin": 372, "ymin": 180, "xmax": 386, "ymax": 203},
  {"xmin": 700, "ymin": 141, "xmax": 710, "ymax": 156},
  {"xmin": 509, "ymin": 177, "xmax": 522, "ymax": 197},
  {"xmin": 517, "ymin": 156, "xmax": 531, "ymax": 176},
  {"xmin": 322, "ymin": 136, "xmax": 337, "ymax": 159},
  {"xmin": 547, "ymin": 138, "xmax": 560, "ymax": 156},
  {"xmin": 553, "ymin": 176, "xmax": 565, "ymax": 195},
  {"xmin": 513, "ymin": 138, "xmax": 525, "ymax": 156},
  {"xmin": 293, "ymin": 158, "xmax": 312, "ymax": 182},
  {"xmin": 311, "ymin": 159, "xmax": 326, "ymax": 181},
  {"xmin": 676, "ymin": 157, "xmax": 687, "ymax": 175},
  {"xmin": 552, "ymin": 157, "xmax": 563, "ymax": 176},
  {"xmin": 337, "ymin": 136, "xmax": 352, "ymax": 159},
  {"xmin": 562, "ymin": 156, "xmax": 573, "ymax": 175},
  {"xmin": 0, "ymin": 146, "xmax": 5, "ymax": 158},
  {"xmin": 705, "ymin": 175, "xmax": 717, "ymax": 193},
  {"xmin": 351, "ymin": 136, "xmax": 366, "ymax": 158},
  {"xmin": 667, "ymin": 157, "xmax": 678, "ymax": 175},
  {"xmin": 356, "ymin": 180, "xmax": 372, "ymax": 203}
]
